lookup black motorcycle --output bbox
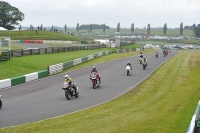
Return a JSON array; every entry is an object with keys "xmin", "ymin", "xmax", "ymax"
[
  {"xmin": 62, "ymin": 82, "xmax": 79, "ymax": 100},
  {"xmin": 0, "ymin": 95, "xmax": 2, "ymax": 109}
]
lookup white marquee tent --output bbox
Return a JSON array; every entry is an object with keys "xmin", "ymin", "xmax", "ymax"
[{"xmin": 0, "ymin": 27, "xmax": 8, "ymax": 30}]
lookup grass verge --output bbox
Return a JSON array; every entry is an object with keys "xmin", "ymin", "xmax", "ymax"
[{"xmin": 0, "ymin": 51, "xmax": 200, "ymax": 133}]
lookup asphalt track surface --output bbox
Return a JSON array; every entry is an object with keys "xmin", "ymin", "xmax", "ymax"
[{"xmin": 0, "ymin": 50, "xmax": 177, "ymax": 128}]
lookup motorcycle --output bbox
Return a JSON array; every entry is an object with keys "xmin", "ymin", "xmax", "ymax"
[
  {"xmin": 89, "ymin": 72, "xmax": 100, "ymax": 89},
  {"xmin": 155, "ymin": 53, "xmax": 158, "ymax": 58},
  {"xmin": 0, "ymin": 95, "xmax": 2, "ymax": 109},
  {"xmin": 163, "ymin": 51, "xmax": 166, "ymax": 57},
  {"xmin": 126, "ymin": 65, "xmax": 131, "ymax": 76},
  {"xmin": 62, "ymin": 82, "xmax": 79, "ymax": 100},
  {"xmin": 139, "ymin": 57, "xmax": 143, "ymax": 64},
  {"xmin": 142, "ymin": 61, "xmax": 147, "ymax": 69}
]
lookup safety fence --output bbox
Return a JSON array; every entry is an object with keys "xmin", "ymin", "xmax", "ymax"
[
  {"xmin": 48, "ymin": 51, "xmax": 112, "ymax": 75},
  {"xmin": 187, "ymin": 101, "xmax": 200, "ymax": 133},
  {"xmin": 0, "ymin": 51, "xmax": 11, "ymax": 62},
  {"xmin": 11, "ymin": 45, "xmax": 106, "ymax": 57},
  {"xmin": 0, "ymin": 51, "xmax": 113, "ymax": 89}
]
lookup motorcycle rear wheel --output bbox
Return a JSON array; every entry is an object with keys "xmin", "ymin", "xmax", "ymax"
[
  {"xmin": 75, "ymin": 91, "xmax": 79, "ymax": 97},
  {"xmin": 65, "ymin": 91, "xmax": 71, "ymax": 100},
  {"xmin": 0, "ymin": 100, "xmax": 2, "ymax": 109},
  {"xmin": 127, "ymin": 70, "xmax": 129, "ymax": 76}
]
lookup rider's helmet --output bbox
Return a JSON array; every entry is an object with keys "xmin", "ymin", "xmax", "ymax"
[
  {"xmin": 140, "ymin": 52, "xmax": 142, "ymax": 54},
  {"xmin": 128, "ymin": 61, "xmax": 130, "ymax": 64},
  {"xmin": 65, "ymin": 75, "xmax": 69, "ymax": 80},
  {"xmin": 143, "ymin": 57, "xmax": 146, "ymax": 59},
  {"xmin": 92, "ymin": 66, "xmax": 96, "ymax": 70}
]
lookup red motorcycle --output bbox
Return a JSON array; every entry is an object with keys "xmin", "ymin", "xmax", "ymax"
[
  {"xmin": 89, "ymin": 72, "xmax": 100, "ymax": 89},
  {"xmin": 142, "ymin": 61, "xmax": 147, "ymax": 69},
  {"xmin": 155, "ymin": 53, "xmax": 158, "ymax": 58}
]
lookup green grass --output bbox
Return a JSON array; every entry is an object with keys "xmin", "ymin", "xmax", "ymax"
[
  {"xmin": 0, "ymin": 30, "xmax": 83, "ymax": 41},
  {"xmin": 0, "ymin": 51, "xmax": 199, "ymax": 133}
]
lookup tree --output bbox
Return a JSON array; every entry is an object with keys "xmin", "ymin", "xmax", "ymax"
[
  {"xmin": 0, "ymin": 1, "xmax": 24, "ymax": 30},
  {"xmin": 76, "ymin": 23, "xmax": 79, "ymax": 33},
  {"xmin": 147, "ymin": 24, "xmax": 150, "ymax": 34},
  {"xmin": 90, "ymin": 23, "xmax": 92, "ymax": 32},
  {"xmin": 51, "ymin": 25, "xmax": 54, "ymax": 32},
  {"xmin": 64, "ymin": 24, "xmax": 67, "ymax": 33},
  {"xmin": 131, "ymin": 23, "xmax": 134, "ymax": 33},
  {"xmin": 180, "ymin": 22, "xmax": 183, "ymax": 35},
  {"xmin": 193, "ymin": 27, "xmax": 200, "ymax": 37},
  {"xmin": 117, "ymin": 22, "xmax": 120, "ymax": 32},
  {"xmin": 103, "ymin": 23, "xmax": 105, "ymax": 33},
  {"xmin": 79, "ymin": 24, "xmax": 110, "ymax": 30},
  {"xmin": 192, "ymin": 23, "xmax": 196, "ymax": 28},
  {"xmin": 40, "ymin": 24, "xmax": 43, "ymax": 30},
  {"xmin": 163, "ymin": 23, "xmax": 167, "ymax": 35}
]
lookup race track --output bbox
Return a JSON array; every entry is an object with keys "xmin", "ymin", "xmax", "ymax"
[{"xmin": 0, "ymin": 50, "xmax": 177, "ymax": 128}]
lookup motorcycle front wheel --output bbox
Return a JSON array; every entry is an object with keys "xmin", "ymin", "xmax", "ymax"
[
  {"xmin": 0, "ymin": 100, "xmax": 2, "ymax": 109},
  {"xmin": 65, "ymin": 91, "xmax": 71, "ymax": 100},
  {"xmin": 127, "ymin": 70, "xmax": 129, "ymax": 76},
  {"xmin": 93, "ymin": 80, "xmax": 96, "ymax": 89}
]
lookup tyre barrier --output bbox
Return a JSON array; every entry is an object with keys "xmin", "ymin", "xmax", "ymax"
[
  {"xmin": 0, "ymin": 70, "xmax": 48, "ymax": 89},
  {"xmin": 187, "ymin": 101, "xmax": 200, "ymax": 133},
  {"xmin": 48, "ymin": 50, "xmax": 113, "ymax": 75}
]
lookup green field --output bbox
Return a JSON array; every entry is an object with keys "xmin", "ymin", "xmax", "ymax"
[
  {"xmin": 0, "ymin": 50, "xmax": 199, "ymax": 133},
  {"xmin": 0, "ymin": 30, "xmax": 83, "ymax": 41}
]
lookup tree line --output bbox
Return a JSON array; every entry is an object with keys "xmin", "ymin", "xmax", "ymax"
[{"xmin": 1, "ymin": 1, "xmax": 200, "ymax": 37}]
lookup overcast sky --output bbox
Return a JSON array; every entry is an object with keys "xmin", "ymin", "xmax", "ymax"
[{"xmin": 3, "ymin": 0, "xmax": 200, "ymax": 28}]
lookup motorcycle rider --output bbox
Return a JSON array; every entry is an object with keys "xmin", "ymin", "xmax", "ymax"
[
  {"xmin": 126, "ymin": 61, "xmax": 132, "ymax": 72},
  {"xmin": 142, "ymin": 57, "xmax": 148, "ymax": 66},
  {"xmin": 90, "ymin": 66, "xmax": 101, "ymax": 83},
  {"xmin": 138, "ymin": 52, "xmax": 143, "ymax": 58},
  {"xmin": 155, "ymin": 50, "xmax": 158, "ymax": 56},
  {"xmin": 64, "ymin": 75, "xmax": 77, "ymax": 94}
]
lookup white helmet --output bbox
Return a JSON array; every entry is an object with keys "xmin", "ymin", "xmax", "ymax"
[
  {"xmin": 143, "ymin": 57, "xmax": 146, "ymax": 59},
  {"xmin": 128, "ymin": 61, "xmax": 130, "ymax": 63},
  {"xmin": 64, "ymin": 75, "xmax": 69, "ymax": 80},
  {"xmin": 92, "ymin": 66, "xmax": 96, "ymax": 69}
]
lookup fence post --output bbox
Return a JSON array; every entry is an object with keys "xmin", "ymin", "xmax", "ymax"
[
  {"xmin": 21, "ymin": 50, "xmax": 23, "ymax": 56},
  {"xmin": 11, "ymin": 50, "xmax": 13, "ymax": 57},
  {"xmin": 45, "ymin": 48, "xmax": 47, "ymax": 54}
]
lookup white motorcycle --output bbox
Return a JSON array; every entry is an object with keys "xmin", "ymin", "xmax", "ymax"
[
  {"xmin": 0, "ymin": 95, "xmax": 2, "ymax": 109},
  {"xmin": 139, "ymin": 57, "xmax": 143, "ymax": 64},
  {"xmin": 126, "ymin": 65, "xmax": 132, "ymax": 76}
]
